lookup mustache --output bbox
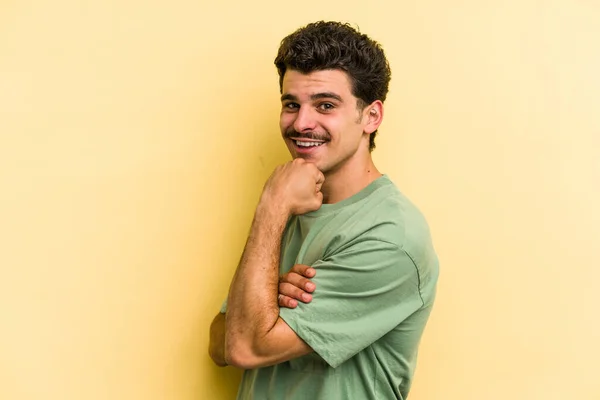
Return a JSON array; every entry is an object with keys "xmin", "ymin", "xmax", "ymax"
[{"xmin": 284, "ymin": 130, "xmax": 331, "ymax": 142}]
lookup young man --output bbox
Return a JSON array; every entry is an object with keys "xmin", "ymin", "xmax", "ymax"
[{"xmin": 209, "ymin": 21, "xmax": 439, "ymax": 399}]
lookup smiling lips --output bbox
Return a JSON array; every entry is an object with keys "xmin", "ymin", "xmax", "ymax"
[
  {"xmin": 290, "ymin": 137, "xmax": 326, "ymax": 146},
  {"xmin": 295, "ymin": 140, "xmax": 324, "ymax": 147},
  {"xmin": 290, "ymin": 139, "xmax": 326, "ymax": 153}
]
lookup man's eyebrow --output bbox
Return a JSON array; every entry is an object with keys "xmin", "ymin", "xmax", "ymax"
[
  {"xmin": 281, "ymin": 93, "xmax": 297, "ymax": 102},
  {"xmin": 280, "ymin": 92, "xmax": 344, "ymax": 102},
  {"xmin": 311, "ymin": 92, "xmax": 343, "ymax": 102}
]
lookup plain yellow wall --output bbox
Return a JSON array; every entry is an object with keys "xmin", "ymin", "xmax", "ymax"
[{"xmin": 1, "ymin": 1, "xmax": 599, "ymax": 399}]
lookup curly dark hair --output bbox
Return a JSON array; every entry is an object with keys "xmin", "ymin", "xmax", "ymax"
[{"xmin": 274, "ymin": 21, "xmax": 391, "ymax": 151}]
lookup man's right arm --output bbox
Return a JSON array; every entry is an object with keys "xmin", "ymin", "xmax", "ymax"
[
  {"xmin": 208, "ymin": 312, "xmax": 227, "ymax": 367},
  {"xmin": 208, "ymin": 264, "xmax": 316, "ymax": 368}
]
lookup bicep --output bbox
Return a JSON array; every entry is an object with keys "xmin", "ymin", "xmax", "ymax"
[
  {"xmin": 263, "ymin": 317, "xmax": 313, "ymax": 363},
  {"xmin": 226, "ymin": 317, "xmax": 313, "ymax": 369}
]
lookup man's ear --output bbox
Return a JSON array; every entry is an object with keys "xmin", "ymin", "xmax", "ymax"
[{"xmin": 364, "ymin": 100, "xmax": 384, "ymax": 134}]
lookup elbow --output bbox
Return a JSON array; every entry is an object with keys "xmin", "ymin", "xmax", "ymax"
[
  {"xmin": 208, "ymin": 345, "xmax": 228, "ymax": 367},
  {"xmin": 224, "ymin": 338, "xmax": 263, "ymax": 370},
  {"xmin": 208, "ymin": 314, "xmax": 228, "ymax": 367}
]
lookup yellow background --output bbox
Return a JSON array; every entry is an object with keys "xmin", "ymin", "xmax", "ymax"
[{"xmin": 1, "ymin": 1, "xmax": 599, "ymax": 399}]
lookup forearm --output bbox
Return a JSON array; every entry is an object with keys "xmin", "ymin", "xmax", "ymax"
[
  {"xmin": 225, "ymin": 200, "xmax": 289, "ymax": 363},
  {"xmin": 208, "ymin": 313, "xmax": 227, "ymax": 367}
]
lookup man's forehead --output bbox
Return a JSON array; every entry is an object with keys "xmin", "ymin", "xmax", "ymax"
[{"xmin": 281, "ymin": 69, "xmax": 353, "ymax": 98}]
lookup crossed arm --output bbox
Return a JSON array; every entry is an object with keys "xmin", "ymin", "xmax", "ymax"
[
  {"xmin": 209, "ymin": 262, "xmax": 315, "ymax": 367},
  {"xmin": 208, "ymin": 202, "xmax": 313, "ymax": 369}
]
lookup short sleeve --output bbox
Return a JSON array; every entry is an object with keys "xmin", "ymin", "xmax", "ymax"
[{"xmin": 279, "ymin": 239, "xmax": 424, "ymax": 368}]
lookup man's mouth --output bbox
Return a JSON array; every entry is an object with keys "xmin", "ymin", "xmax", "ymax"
[{"xmin": 294, "ymin": 140, "xmax": 325, "ymax": 148}]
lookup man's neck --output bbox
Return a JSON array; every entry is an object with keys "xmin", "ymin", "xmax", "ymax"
[{"xmin": 321, "ymin": 155, "xmax": 382, "ymax": 204}]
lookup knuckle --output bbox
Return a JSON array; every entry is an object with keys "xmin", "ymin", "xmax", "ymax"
[
  {"xmin": 291, "ymin": 265, "xmax": 302, "ymax": 273},
  {"xmin": 279, "ymin": 283, "xmax": 291, "ymax": 295},
  {"xmin": 286, "ymin": 272, "xmax": 297, "ymax": 281}
]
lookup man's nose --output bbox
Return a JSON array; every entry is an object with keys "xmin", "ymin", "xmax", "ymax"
[{"xmin": 293, "ymin": 107, "xmax": 317, "ymax": 133}]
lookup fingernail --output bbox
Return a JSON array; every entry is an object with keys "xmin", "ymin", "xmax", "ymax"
[
  {"xmin": 306, "ymin": 282, "xmax": 315, "ymax": 291},
  {"xmin": 302, "ymin": 293, "xmax": 312, "ymax": 302}
]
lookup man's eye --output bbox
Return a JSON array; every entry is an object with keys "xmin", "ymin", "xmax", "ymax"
[
  {"xmin": 318, "ymin": 103, "xmax": 334, "ymax": 111},
  {"xmin": 284, "ymin": 103, "xmax": 299, "ymax": 109}
]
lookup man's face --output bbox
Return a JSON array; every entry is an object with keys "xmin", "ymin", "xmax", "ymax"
[{"xmin": 279, "ymin": 69, "xmax": 371, "ymax": 174}]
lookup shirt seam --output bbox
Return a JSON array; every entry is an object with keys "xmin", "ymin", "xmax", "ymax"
[
  {"xmin": 402, "ymin": 248, "xmax": 425, "ymax": 308},
  {"xmin": 364, "ymin": 238, "xmax": 426, "ymax": 309}
]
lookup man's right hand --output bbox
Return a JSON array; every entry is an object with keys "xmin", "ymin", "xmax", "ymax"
[
  {"xmin": 261, "ymin": 158, "xmax": 325, "ymax": 216},
  {"xmin": 278, "ymin": 264, "xmax": 316, "ymax": 309}
]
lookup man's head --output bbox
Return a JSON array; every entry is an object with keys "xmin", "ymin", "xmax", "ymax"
[{"xmin": 274, "ymin": 21, "xmax": 391, "ymax": 174}]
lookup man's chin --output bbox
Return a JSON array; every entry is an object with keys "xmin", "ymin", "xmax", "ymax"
[
  {"xmin": 290, "ymin": 154, "xmax": 326, "ymax": 170},
  {"xmin": 292, "ymin": 153, "xmax": 314, "ymax": 161}
]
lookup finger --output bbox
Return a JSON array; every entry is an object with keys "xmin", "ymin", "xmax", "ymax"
[
  {"xmin": 278, "ymin": 294, "xmax": 298, "ymax": 309},
  {"xmin": 281, "ymin": 271, "xmax": 316, "ymax": 292},
  {"xmin": 279, "ymin": 282, "xmax": 313, "ymax": 302},
  {"xmin": 305, "ymin": 162, "xmax": 324, "ymax": 183},
  {"xmin": 316, "ymin": 170, "xmax": 325, "ymax": 185},
  {"xmin": 290, "ymin": 264, "xmax": 317, "ymax": 278},
  {"xmin": 315, "ymin": 191, "xmax": 323, "ymax": 205}
]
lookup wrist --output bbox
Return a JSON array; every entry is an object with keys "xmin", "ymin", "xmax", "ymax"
[
  {"xmin": 258, "ymin": 191, "xmax": 290, "ymax": 220},
  {"xmin": 253, "ymin": 201, "xmax": 290, "ymax": 236}
]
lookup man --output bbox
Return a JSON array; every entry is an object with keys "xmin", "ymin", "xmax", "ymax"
[{"xmin": 209, "ymin": 21, "xmax": 439, "ymax": 399}]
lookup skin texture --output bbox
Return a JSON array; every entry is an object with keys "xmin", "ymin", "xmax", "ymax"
[
  {"xmin": 208, "ymin": 69, "xmax": 385, "ymax": 369},
  {"xmin": 277, "ymin": 264, "xmax": 316, "ymax": 309},
  {"xmin": 280, "ymin": 69, "xmax": 383, "ymax": 204}
]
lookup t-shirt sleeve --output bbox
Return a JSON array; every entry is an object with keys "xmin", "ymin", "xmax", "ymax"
[{"xmin": 279, "ymin": 239, "xmax": 424, "ymax": 368}]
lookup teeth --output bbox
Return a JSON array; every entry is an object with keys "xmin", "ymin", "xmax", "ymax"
[{"xmin": 295, "ymin": 141, "xmax": 324, "ymax": 147}]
